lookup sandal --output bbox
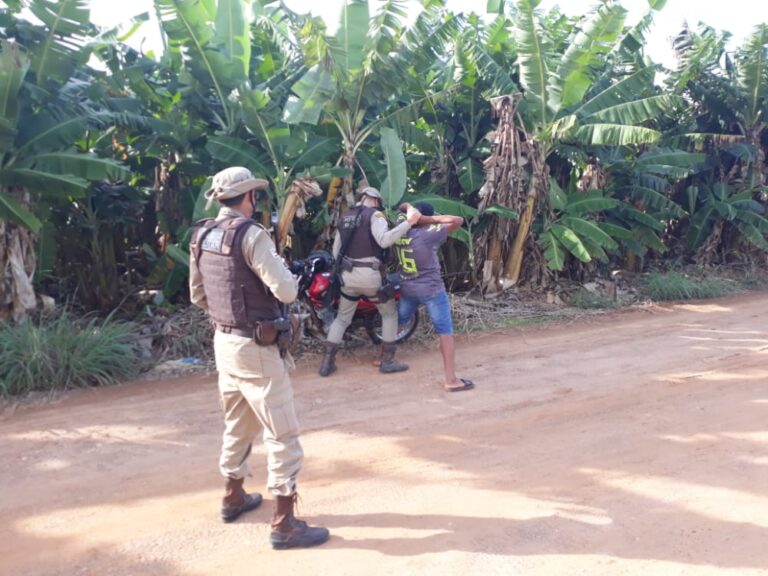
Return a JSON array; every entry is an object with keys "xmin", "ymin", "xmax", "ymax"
[{"xmin": 445, "ymin": 378, "xmax": 474, "ymax": 392}]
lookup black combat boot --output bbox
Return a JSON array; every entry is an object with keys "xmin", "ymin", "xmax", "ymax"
[
  {"xmin": 318, "ymin": 342, "xmax": 338, "ymax": 377},
  {"xmin": 379, "ymin": 342, "xmax": 408, "ymax": 373},
  {"xmin": 270, "ymin": 494, "xmax": 330, "ymax": 550},
  {"xmin": 220, "ymin": 477, "xmax": 262, "ymax": 523}
]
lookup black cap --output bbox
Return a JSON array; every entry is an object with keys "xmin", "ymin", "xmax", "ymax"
[{"xmin": 413, "ymin": 202, "xmax": 435, "ymax": 216}]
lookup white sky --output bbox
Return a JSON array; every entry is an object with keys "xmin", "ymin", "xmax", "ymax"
[{"xmin": 89, "ymin": 0, "xmax": 768, "ymax": 68}]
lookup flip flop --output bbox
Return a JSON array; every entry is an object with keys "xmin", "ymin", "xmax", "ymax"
[{"xmin": 445, "ymin": 378, "xmax": 474, "ymax": 392}]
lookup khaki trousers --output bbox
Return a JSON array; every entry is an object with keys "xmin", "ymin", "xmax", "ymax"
[
  {"xmin": 214, "ymin": 331, "xmax": 303, "ymax": 497},
  {"xmin": 326, "ymin": 267, "xmax": 397, "ymax": 344}
]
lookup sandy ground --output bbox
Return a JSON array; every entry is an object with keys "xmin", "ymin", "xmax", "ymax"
[{"xmin": 2, "ymin": 293, "xmax": 768, "ymax": 576}]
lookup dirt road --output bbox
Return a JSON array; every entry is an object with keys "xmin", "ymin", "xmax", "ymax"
[{"xmin": 2, "ymin": 293, "xmax": 768, "ymax": 576}]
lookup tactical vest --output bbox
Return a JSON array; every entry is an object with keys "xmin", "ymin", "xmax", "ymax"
[
  {"xmin": 339, "ymin": 206, "xmax": 381, "ymax": 260},
  {"xmin": 191, "ymin": 217, "xmax": 281, "ymax": 328}
]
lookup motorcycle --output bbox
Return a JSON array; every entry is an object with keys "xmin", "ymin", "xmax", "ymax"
[{"xmin": 290, "ymin": 250, "xmax": 419, "ymax": 344}]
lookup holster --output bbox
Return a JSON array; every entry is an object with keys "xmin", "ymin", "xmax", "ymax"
[
  {"xmin": 253, "ymin": 322, "xmax": 279, "ymax": 347},
  {"xmin": 269, "ymin": 316, "xmax": 298, "ymax": 358},
  {"xmin": 340, "ymin": 257, "xmax": 354, "ymax": 273},
  {"xmin": 375, "ymin": 277, "xmax": 396, "ymax": 303}
]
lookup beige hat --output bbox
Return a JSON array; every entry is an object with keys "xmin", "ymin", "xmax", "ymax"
[
  {"xmin": 360, "ymin": 186, "xmax": 382, "ymax": 200},
  {"xmin": 204, "ymin": 166, "xmax": 269, "ymax": 209}
]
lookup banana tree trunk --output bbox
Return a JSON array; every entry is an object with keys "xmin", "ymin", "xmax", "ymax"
[
  {"xmin": 473, "ymin": 95, "xmax": 529, "ymax": 293},
  {"xmin": 340, "ymin": 153, "xmax": 356, "ymax": 211},
  {"xmin": 154, "ymin": 151, "xmax": 185, "ymax": 251},
  {"xmin": 276, "ymin": 193, "xmax": 300, "ymax": 251},
  {"xmin": 319, "ymin": 153, "xmax": 356, "ymax": 251},
  {"xmin": 502, "ymin": 144, "xmax": 548, "ymax": 286},
  {"xmin": 503, "ymin": 193, "xmax": 536, "ymax": 283},
  {"xmin": 0, "ymin": 220, "xmax": 37, "ymax": 322},
  {"xmin": 276, "ymin": 179, "xmax": 323, "ymax": 254}
]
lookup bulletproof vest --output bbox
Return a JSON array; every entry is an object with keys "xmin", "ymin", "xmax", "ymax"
[
  {"xmin": 339, "ymin": 206, "xmax": 381, "ymax": 260},
  {"xmin": 191, "ymin": 217, "xmax": 281, "ymax": 327}
]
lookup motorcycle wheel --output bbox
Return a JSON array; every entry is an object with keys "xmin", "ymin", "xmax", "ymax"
[
  {"xmin": 367, "ymin": 310, "xmax": 419, "ymax": 345},
  {"xmin": 291, "ymin": 300, "xmax": 328, "ymax": 340}
]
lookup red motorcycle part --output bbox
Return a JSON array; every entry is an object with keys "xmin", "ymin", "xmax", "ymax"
[{"xmin": 308, "ymin": 272, "xmax": 331, "ymax": 304}]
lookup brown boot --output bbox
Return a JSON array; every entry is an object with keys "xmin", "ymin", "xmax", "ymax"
[
  {"xmin": 379, "ymin": 342, "xmax": 408, "ymax": 373},
  {"xmin": 220, "ymin": 477, "xmax": 262, "ymax": 523},
  {"xmin": 270, "ymin": 494, "xmax": 330, "ymax": 550},
  {"xmin": 318, "ymin": 342, "xmax": 338, "ymax": 377}
]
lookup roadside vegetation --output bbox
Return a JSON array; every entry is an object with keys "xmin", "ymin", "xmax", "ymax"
[
  {"xmin": 1, "ymin": 0, "xmax": 768, "ymax": 396},
  {"xmin": 0, "ymin": 313, "xmax": 141, "ymax": 397}
]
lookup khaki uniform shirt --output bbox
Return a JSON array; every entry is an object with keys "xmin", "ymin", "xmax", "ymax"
[{"xmin": 189, "ymin": 207, "xmax": 298, "ymax": 311}]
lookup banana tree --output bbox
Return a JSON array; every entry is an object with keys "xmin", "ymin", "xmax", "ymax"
[
  {"xmin": 144, "ymin": 1, "xmax": 344, "ymax": 280},
  {"xmin": 155, "ymin": 0, "xmax": 341, "ymax": 207},
  {"xmin": 669, "ymin": 23, "xmax": 768, "ymax": 191},
  {"xmin": 282, "ymin": 0, "xmax": 455, "ymax": 222},
  {"xmin": 0, "ymin": 4, "xmax": 131, "ymax": 321},
  {"xmin": 472, "ymin": 0, "xmax": 680, "ymax": 288},
  {"xmin": 685, "ymin": 181, "xmax": 768, "ymax": 263},
  {"xmin": 595, "ymin": 147, "xmax": 707, "ymax": 267},
  {"xmin": 539, "ymin": 187, "xmax": 621, "ymax": 273}
]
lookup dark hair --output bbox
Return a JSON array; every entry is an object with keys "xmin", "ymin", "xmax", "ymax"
[
  {"xmin": 220, "ymin": 194, "xmax": 246, "ymax": 208},
  {"xmin": 413, "ymin": 202, "xmax": 435, "ymax": 216},
  {"xmin": 220, "ymin": 188, "xmax": 264, "ymax": 208}
]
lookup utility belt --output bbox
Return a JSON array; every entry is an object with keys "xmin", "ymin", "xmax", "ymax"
[
  {"xmin": 217, "ymin": 317, "xmax": 296, "ymax": 357},
  {"xmin": 340, "ymin": 256, "xmax": 382, "ymax": 273}
]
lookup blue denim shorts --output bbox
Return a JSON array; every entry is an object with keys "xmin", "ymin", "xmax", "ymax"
[{"xmin": 398, "ymin": 290, "xmax": 453, "ymax": 336}]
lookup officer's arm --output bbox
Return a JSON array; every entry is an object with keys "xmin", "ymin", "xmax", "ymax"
[
  {"xmin": 370, "ymin": 211, "xmax": 412, "ymax": 249},
  {"xmin": 242, "ymin": 225, "xmax": 299, "ymax": 304},
  {"xmin": 331, "ymin": 230, "xmax": 341, "ymax": 259},
  {"xmin": 188, "ymin": 238, "xmax": 208, "ymax": 311}
]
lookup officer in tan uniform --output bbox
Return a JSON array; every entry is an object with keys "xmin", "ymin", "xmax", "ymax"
[
  {"xmin": 318, "ymin": 187, "xmax": 421, "ymax": 377},
  {"xmin": 189, "ymin": 166, "xmax": 328, "ymax": 550}
]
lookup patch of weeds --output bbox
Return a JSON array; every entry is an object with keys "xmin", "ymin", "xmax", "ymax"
[
  {"xmin": 569, "ymin": 288, "xmax": 619, "ymax": 310},
  {"xmin": 735, "ymin": 269, "xmax": 768, "ymax": 291},
  {"xmin": 642, "ymin": 272, "xmax": 736, "ymax": 301},
  {"xmin": 0, "ymin": 313, "xmax": 142, "ymax": 398},
  {"xmin": 460, "ymin": 315, "xmax": 555, "ymax": 334}
]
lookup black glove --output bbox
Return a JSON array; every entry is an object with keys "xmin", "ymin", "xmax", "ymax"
[{"xmin": 289, "ymin": 260, "xmax": 305, "ymax": 275}]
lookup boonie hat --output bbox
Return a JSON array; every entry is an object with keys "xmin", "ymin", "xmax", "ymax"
[
  {"xmin": 360, "ymin": 186, "xmax": 383, "ymax": 200},
  {"xmin": 204, "ymin": 167, "xmax": 268, "ymax": 209}
]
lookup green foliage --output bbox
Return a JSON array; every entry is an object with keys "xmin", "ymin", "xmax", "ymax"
[
  {"xmin": 216, "ymin": 0, "xmax": 251, "ymax": 82},
  {"xmin": 642, "ymin": 272, "xmax": 736, "ymax": 301},
  {"xmin": 0, "ymin": 313, "xmax": 142, "ymax": 397},
  {"xmin": 0, "ymin": 0, "xmax": 766, "ymax": 324},
  {"xmin": 539, "ymin": 190, "xmax": 621, "ymax": 270},
  {"xmin": 27, "ymin": 0, "xmax": 94, "ymax": 86},
  {"xmin": 379, "ymin": 127, "xmax": 407, "ymax": 210},
  {"xmin": 686, "ymin": 182, "xmax": 768, "ymax": 253},
  {"xmin": 155, "ymin": 0, "xmax": 238, "ymax": 127},
  {"xmin": 552, "ymin": 1, "xmax": 627, "ymax": 110},
  {"xmin": 282, "ymin": 66, "xmax": 335, "ymax": 126}
]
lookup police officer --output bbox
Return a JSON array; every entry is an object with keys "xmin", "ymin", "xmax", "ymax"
[
  {"xmin": 189, "ymin": 166, "xmax": 329, "ymax": 550},
  {"xmin": 319, "ymin": 186, "xmax": 421, "ymax": 377}
]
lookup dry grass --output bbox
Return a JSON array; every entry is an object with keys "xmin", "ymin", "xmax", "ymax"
[
  {"xmin": 134, "ymin": 307, "xmax": 215, "ymax": 371},
  {"xmin": 446, "ymin": 290, "xmax": 607, "ymax": 335},
  {"xmin": 132, "ymin": 289, "xmax": 619, "ymax": 378}
]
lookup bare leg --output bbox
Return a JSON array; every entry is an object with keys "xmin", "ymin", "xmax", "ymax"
[{"xmin": 439, "ymin": 335, "xmax": 457, "ymax": 388}]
